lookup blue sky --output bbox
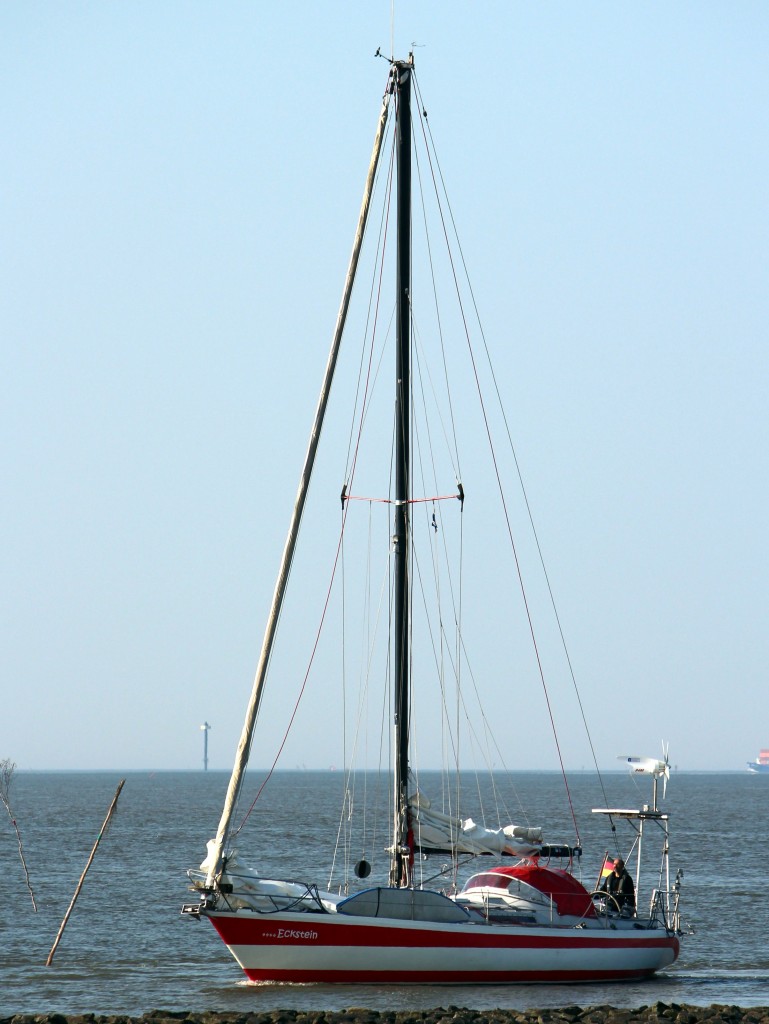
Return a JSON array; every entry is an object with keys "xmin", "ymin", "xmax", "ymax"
[{"xmin": 2, "ymin": 3, "xmax": 767, "ymax": 772}]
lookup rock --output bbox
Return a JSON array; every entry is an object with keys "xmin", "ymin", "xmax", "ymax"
[{"xmin": 4, "ymin": 1009, "xmax": 769, "ymax": 1024}]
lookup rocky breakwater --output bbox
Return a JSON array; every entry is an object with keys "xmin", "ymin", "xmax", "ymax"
[{"xmin": 4, "ymin": 1006, "xmax": 769, "ymax": 1024}]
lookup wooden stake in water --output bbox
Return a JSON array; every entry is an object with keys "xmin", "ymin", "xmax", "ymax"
[
  {"xmin": 45, "ymin": 778, "xmax": 126, "ymax": 967},
  {"xmin": 1, "ymin": 758, "xmax": 38, "ymax": 912}
]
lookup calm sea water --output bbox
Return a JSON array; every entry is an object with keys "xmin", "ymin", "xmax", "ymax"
[{"xmin": 2, "ymin": 770, "xmax": 768, "ymax": 1016}]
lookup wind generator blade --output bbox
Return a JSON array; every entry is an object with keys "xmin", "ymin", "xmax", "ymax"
[{"xmin": 661, "ymin": 741, "xmax": 670, "ymax": 797}]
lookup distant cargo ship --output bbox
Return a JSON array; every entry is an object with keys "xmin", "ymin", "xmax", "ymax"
[{"xmin": 747, "ymin": 749, "xmax": 769, "ymax": 773}]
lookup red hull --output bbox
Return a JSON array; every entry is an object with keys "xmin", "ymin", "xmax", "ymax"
[{"xmin": 208, "ymin": 911, "xmax": 680, "ymax": 985}]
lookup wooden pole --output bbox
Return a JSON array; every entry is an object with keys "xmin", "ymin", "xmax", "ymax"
[
  {"xmin": 45, "ymin": 778, "xmax": 126, "ymax": 966},
  {"xmin": 1, "ymin": 758, "xmax": 38, "ymax": 911}
]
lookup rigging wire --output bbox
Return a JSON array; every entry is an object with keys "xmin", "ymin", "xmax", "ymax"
[
  {"xmin": 406, "ymin": 77, "xmax": 537, "ymax": 834},
  {"xmin": 340, "ymin": 499, "xmax": 349, "ymax": 885},
  {"xmin": 343, "ymin": 136, "xmax": 396, "ymax": 483},
  {"xmin": 235, "ymin": 62, "xmax": 617, "ymax": 869},
  {"xmin": 411, "ymin": 113, "xmax": 465, "ymax": 850},
  {"xmin": 405, "ymin": 85, "xmax": 541, "ymax": 853},
  {"xmin": 411, "ymin": 105, "xmax": 463, "ymax": 482},
  {"xmin": 412, "ymin": 76, "xmax": 610, "ymax": 817},
  {"xmin": 412, "ymin": 69, "xmax": 587, "ymax": 844},
  {"xmin": 409, "ymin": 334, "xmax": 462, "ymax": 850},
  {"xmin": 330, "ymin": 106, "xmax": 401, "ymax": 890},
  {"xmin": 233, "ymin": 84, "xmax": 397, "ymax": 840},
  {"xmin": 410, "ymin": 308, "xmax": 534, "ymax": 858},
  {"xmin": 329, "ymin": 508, "xmax": 392, "ymax": 890}
]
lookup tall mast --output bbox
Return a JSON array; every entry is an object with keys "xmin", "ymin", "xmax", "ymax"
[{"xmin": 391, "ymin": 56, "xmax": 412, "ymax": 888}]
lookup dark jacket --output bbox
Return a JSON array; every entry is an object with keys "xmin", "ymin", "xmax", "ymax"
[{"xmin": 601, "ymin": 867, "xmax": 635, "ymax": 911}]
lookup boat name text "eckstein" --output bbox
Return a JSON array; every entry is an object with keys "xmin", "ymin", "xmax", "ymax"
[{"xmin": 277, "ymin": 928, "xmax": 318, "ymax": 940}]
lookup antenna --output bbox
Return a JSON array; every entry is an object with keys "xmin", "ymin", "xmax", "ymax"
[{"xmin": 200, "ymin": 721, "xmax": 211, "ymax": 771}]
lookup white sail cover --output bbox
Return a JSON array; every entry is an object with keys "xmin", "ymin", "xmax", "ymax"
[
  {"xmin": 197, "ymin": 841, "xmax": 341, "ymax": 913},
  {"xmin": 408, "ymin": 792, "xmax": 543, "ymax": 858}
]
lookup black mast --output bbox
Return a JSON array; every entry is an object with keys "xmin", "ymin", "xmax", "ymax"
[{"xmin": 391, "ymin": 56, "xmax": 412, "ymax": 888}]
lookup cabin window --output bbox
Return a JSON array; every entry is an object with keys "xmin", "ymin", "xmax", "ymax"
[{"xmin": 461, "ymin": 872, "xmax": 514, "ymax": 892}]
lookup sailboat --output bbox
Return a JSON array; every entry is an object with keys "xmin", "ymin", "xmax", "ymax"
[{"xmin": 182, "ymin": 55, "xmax": 683, "ymax": 984}]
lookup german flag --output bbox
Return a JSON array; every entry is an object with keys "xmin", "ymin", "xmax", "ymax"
[{"xmin": 600, "ymin": 856, "xmax": 615, "ymax": 878}]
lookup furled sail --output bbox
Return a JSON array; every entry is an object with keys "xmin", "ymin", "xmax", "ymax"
[{"xmin": 409, "ymin": 792, "xmax": 543, "ymax": 858}]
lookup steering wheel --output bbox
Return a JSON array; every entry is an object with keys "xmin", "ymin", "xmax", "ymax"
[{"xmin": 590, "ymin": 890, "xmax": 621, "ymax": 915}]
